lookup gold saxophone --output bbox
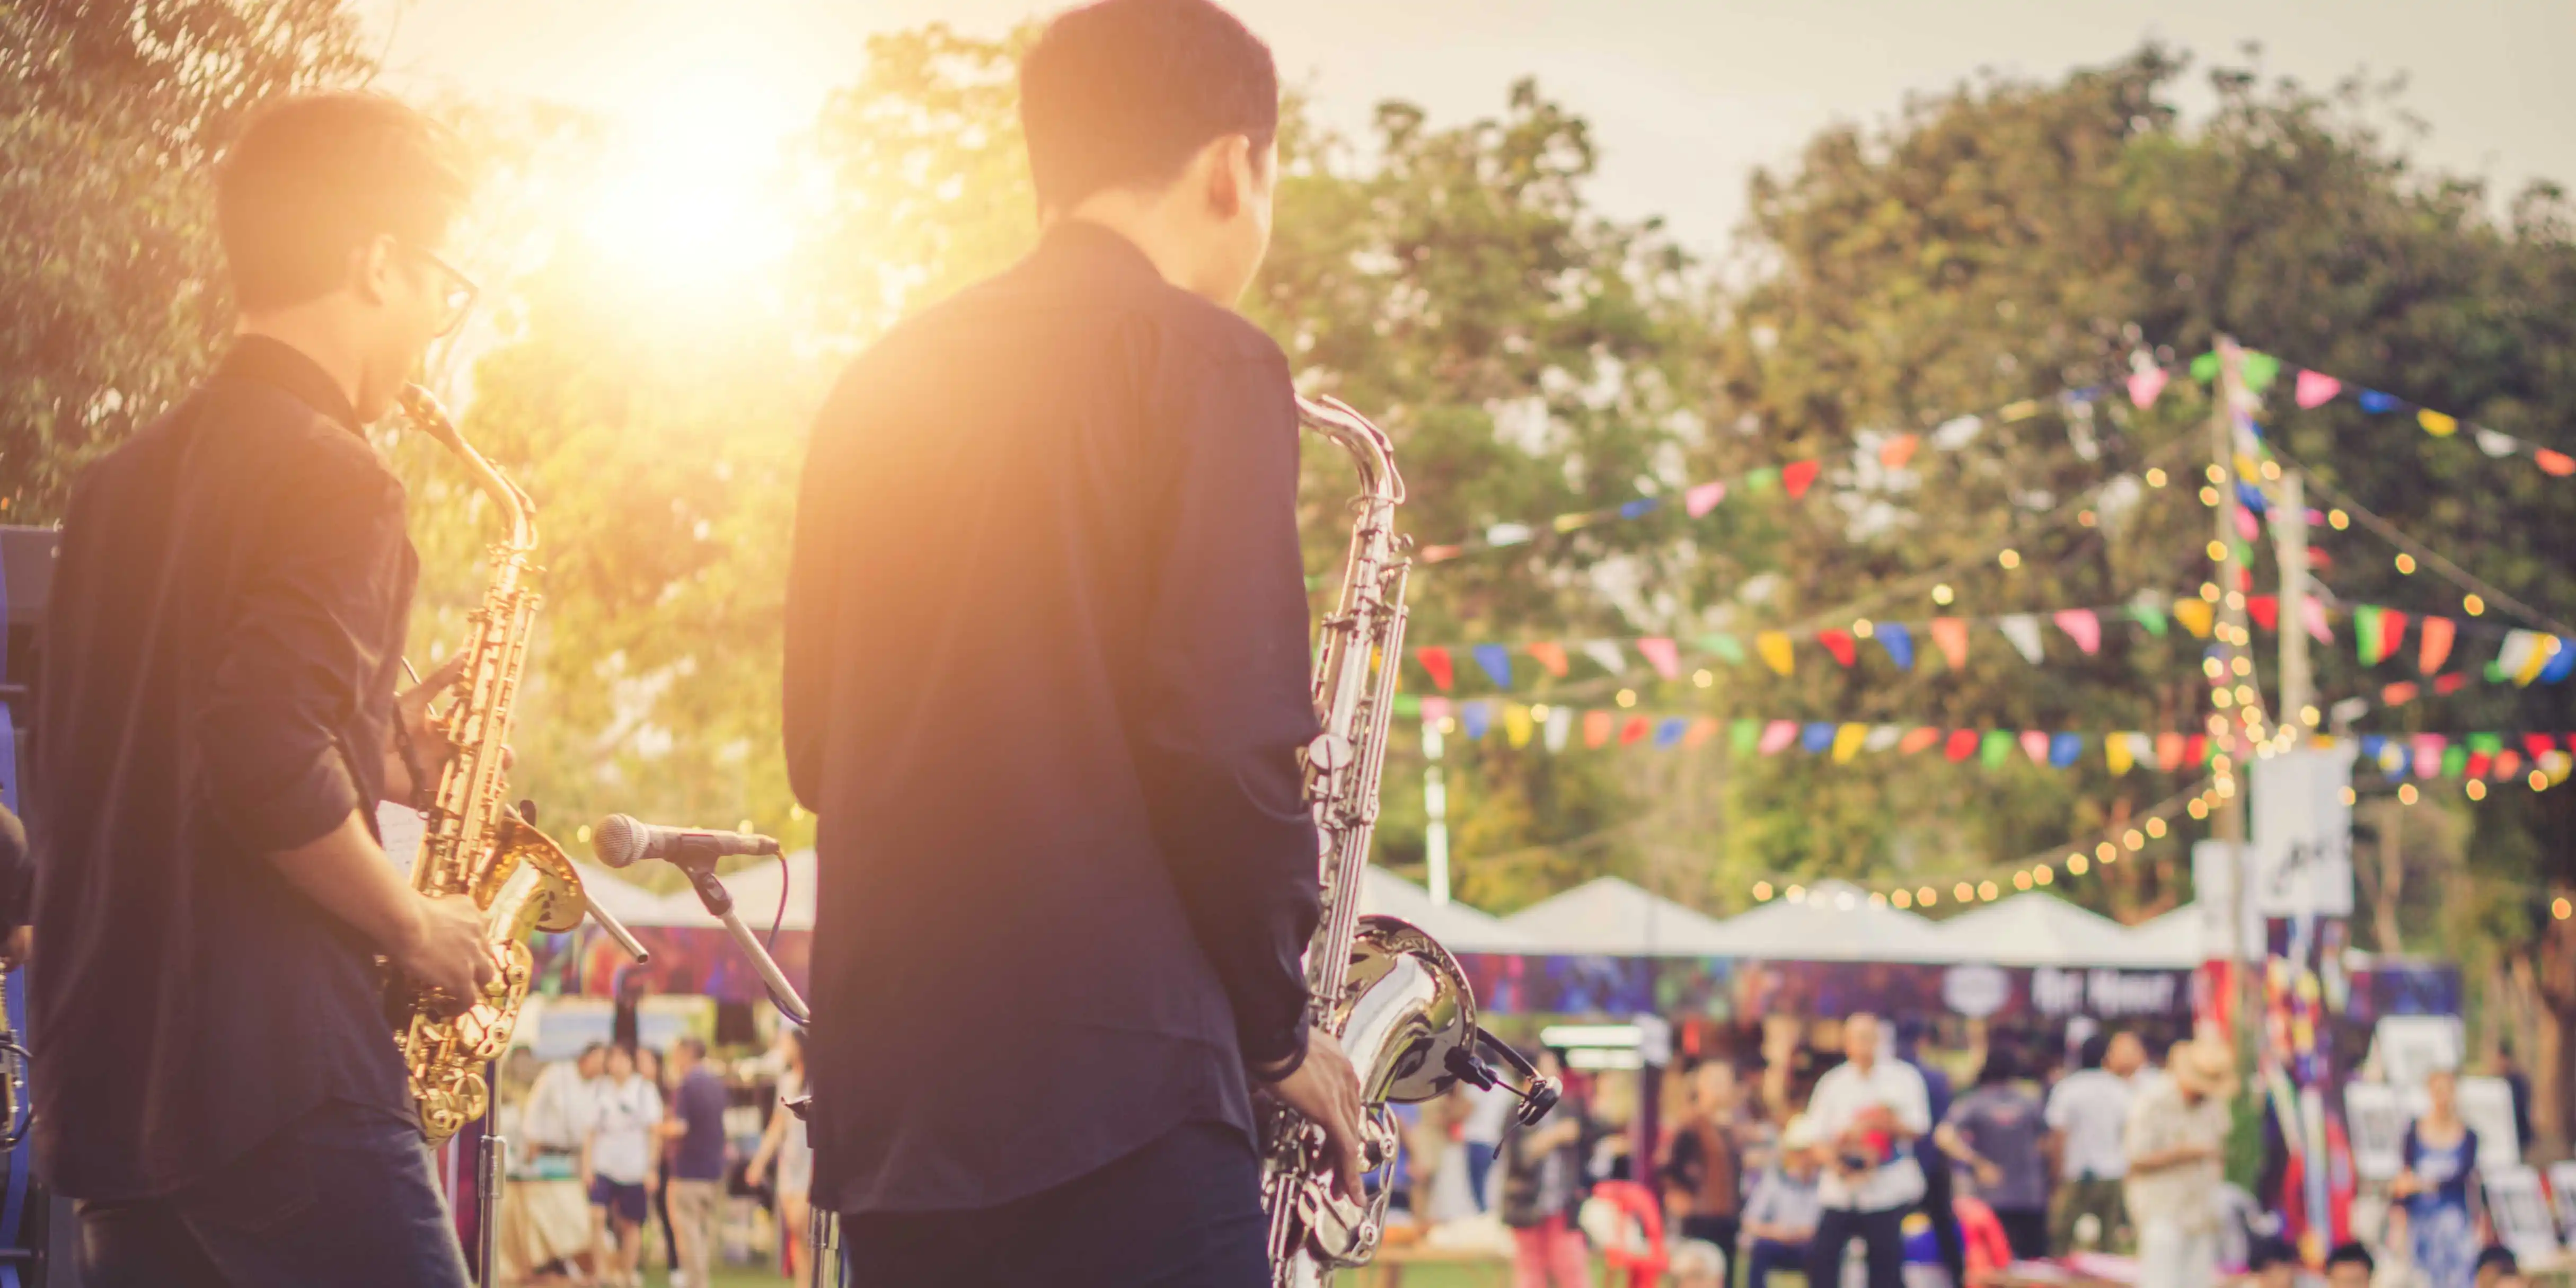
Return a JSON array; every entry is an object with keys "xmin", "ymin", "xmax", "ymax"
[
  {"xmin": 1261, "ymin": 397, "xmax": 1558, "ymax": 1286},
  {"xmin": 391, "ymin": 384, "xmax": 593, "ymax": 1144}
]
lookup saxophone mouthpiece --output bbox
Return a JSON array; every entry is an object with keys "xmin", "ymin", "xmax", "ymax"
[{"xmin": 398, "ymin": 383, "xmax": 462, "ymax": 447}]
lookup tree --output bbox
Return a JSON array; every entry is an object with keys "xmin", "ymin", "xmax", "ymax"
[{"xmin": 0, "ymin": 0, "xmax": 367, "ymax": 517}]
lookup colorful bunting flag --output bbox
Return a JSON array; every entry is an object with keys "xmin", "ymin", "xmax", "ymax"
[
  {"xmin": 1980, "ymin": 730, "xmax": 2013, "ymax": 768},
  {"xmin": 1831, "ymin": 724, "xmax": 1869, "ymax": 762},
  {"xmin": 1998, "ymin": 615, "xmax": 2046, "ymax": 664},
  {"xmin": 2018, "ymin": 730, "xmax": 2051, "ymax": 765},
  {"xmin": 2302, "ymin": 597, "xmax": 2333, "ymax": 645},
  {"xmin": 2247, "ymin": 596, "xmax": 2280, "ymax": 632},
  {"xmin": 1504, "ymin": 703, "xmax": 1534, "ymax": 747},
  {"xmin": 1757, "ymin": 632, "xmax": 1795, "ymax": 676},
  {"xmin": 2543, "ymin": 640, "xmax": 2576, "ymax": 684},
  {"xmin": 2157, "ymin": 732, "xmax": 2186, "ymax": 772},
  {"xmin": 2240, "ymin": 351, "xmax": 2281, "ymax": 392},
  {"xmin": 1581, "ymin": 640, "xmax": 1627, "ymax": 676},
  {"xmin": 1620, "ymin": 716, "xmax": 1650, "ymax": 746},
  {"xmin": 1758, "ymin": 720, "xmax": 1798, "ymax": 754},
  {"xmin": 1684, "ymin": 481, "xmax": 1727, "ymax": 517},
  {"xmin": 1654, "ymin": 718, "xmax": 1688, "ymax": 749},
  {"xmin": 1801, "ymin": 722, "xmax": 1835, "ymax": 754},
  {"xmin": 2128, "ymin": 368, "xmax": 2168, "ymax": 409},
  {"xmin": 1864, "ymin": 725, "xmax": 1903, "ymax": 753},
  {"xmin": 1729, "ymin": 718, "xmax": 1758, "ymax": 755},
  {"xmin": 2294, "ymin": 369, "xmax": 2341, "ymax": 408},
  {"xmin": 2502, "ymin": 631, "xmax": 2551, "ymax": 686},
  {"xmin": 2418, "ymin": 409, "xmax": 2458, "ymax": 437},
  {"xmin": 2053, "ymin": 608, "xmax": 2102, "ymax": 655},
  {"xmin": 1462, "ymin": 702, "xmax": 1492, "ymax": 739},
  {"xmin": 1685, "ymin": 718, "xmax": 1719, "ymax": 748},
  {"xmin": 2420, "ymin": 616, "xmax": 2457, "ymax": 674},
  {"xmin": 2358, "ymin": 390, "xmax": 2401, "ymax": 413},
  {"xmin": 1879, "ymin": 622, "xmax": 1915, "ymax": 671},
  {"xmin": 2049, "ymin": 733, "xmax": 2083, "ymax": 767},
  {"xmin": 1782, "ymin": 459, "xmax": 1822, "ymax": 499},
  {"xmin": 2175, "ymin": 599, "xmax": 2215, "ymax": 639},
  {"xmin": 2356, "ymin": 606, "xmax": 2401, "ymax": 665},
  {"xmin": 1880, "ymin": 435, "xmax": 1921, "ymax": 470},
  {"xmin": 1525, "ymin": 641, "xmax": 1571, "ymax": 677},
  {"xmin": 1417, "ymin": 647, "xmax": 1455, "ymax": 691},
  {"xmin": 2539, "ymin": 449, "xmax": 2575, "ymax": 477},
  {"xmin": 2381, "ymin": 681, "xmax": 2419, "ymax": 706},
  {"xmin": 1472, "ymin": 643, "xmax": 1513, "ymax": 689},
  {"xmin": 2130, "ymin": 602, "xmax": 2169, "ymax": 637},
  {"xmin": 1636, "ymin": 637, "xmax": 1681, "ymax": 680},
  {"xmin": 1701, "ymin": 634, "xmax": 1747, "ymax": 665},
  {"xmin": 1817, "ymin": 629, "xmax": 1858, "ymax": 668},
  {"xmin": 1545, "ymin": 705, "xmax": 1574, "ymax": 752},
  {"xmin": 1930, "ymin": 617, "xmax": 1970, "ymax": 669},
  {"xmin": 2106, "ymin": 735, "xmax": 2134, "ymax": 774},
  {"xmin": 2476, "ymin": 429, "xmax": 2521, "ymax": 458},
  {"xmin": 1584, "ymin": 710, "xmax": 1613, "ymax": 749},
  {"xmin": 1900, "ymin": 726, "xmax": 1944, "ymax": 755}
]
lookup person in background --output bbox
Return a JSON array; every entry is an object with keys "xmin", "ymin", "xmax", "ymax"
[
  {"xmin": 2473, "ymin": 1245, "xmax": 2521, "ymax": 1288},
  {"xmin": 1741, "ymin": 1114, "xmax": 1825, "ymax": 1288},
  {"xmin": 663, "ymin": 1036, "xmax": 730, "ymax": 1288},
  {"xmin": 2392, "ymin": 1068, "xmax": 2483, "ymax": 1288},
  {"xmin": 2240, "ymin": 1236, "xmax": 2300, "ymax": 1288},
  {"xmin": 1668, "ymin": 1238, "xmax": 1728, "ymax": 1288},
  {"xmin": 638, "ymin": 1044, "xmax": 677, "ymax": 1278},
  {"xmin": 1899, "ymin": 1018, "xmax": 1965, "ymax": 1288},
  {"xmin": 1463, "ymin": 1080, "xmax": 1516, "ymax": 1212},
  {"xmin": 748, "ymin": 1028, "xmax": 817, "ymax": 1288},
  {"xmin": 2048, "ymin": 1030, "xmax": 2146, "ymax": 1253},
  {"xmin": 2488, "ymin": 1048, "xmax": 2534, "ymax": 1155},
  {"xmin": 1661, "ymin": 1060, "xmax": 1748, "ymax": 1255},
  {"xmin": 2123, "ymin": 1039, "xmax": 2236, "ymax": 1288},
  {"xmin": 1805, "ymin": 1012, "xmax": 1932, "ymax": 1288},
  {"xmin": 1938, "ymin": 1046, "xmax": 2051, "ymax": 1260},
  {"xmin": 583, "ymin": 1042, "xmax": 664, "ymax": 1288},
  {"xmin": 2323, "ymin": 1242, "xmax": 2374, "ymax": 1288},
  {"xmin": 1502, "ymin": 1048, "xmax": 1594, "ymax": 1288},
  {"xmin": 506, "ymin": 1045, "xmax": 606, "ymax": 1285}
]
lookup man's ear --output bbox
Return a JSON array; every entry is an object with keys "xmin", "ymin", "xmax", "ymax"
[
  {"xmin": 353, "ymin": 233, "xmax": 400, "ymax": 307},
  {"xmin": 1203, "ymin": 133, "xmax": 1251, "ymax": 220}
]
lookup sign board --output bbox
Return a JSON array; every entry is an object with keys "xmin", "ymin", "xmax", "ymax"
[
  {"xmin": 2456, "ymin": 1075, "xmax": 2525, "ymax": 1171},
  {"xmin": 2485, "ymin": 1165, "xmax": 2561, "ymax": 1263},
  {"xmin": 2344, "ymin": 1083, "xmax": 2405, "ymax": 1180},
  {"xmin": 2550, "ymin": 1162, "xmax": 2576, "ymax": 1242},
  {"xmin": 2371, "ymin": 1016, "xmax": 2466, "ymax": 1092},
  {"xmin": 2191, "ymin": 747, "xmax": 2357, "ymax": 959}
]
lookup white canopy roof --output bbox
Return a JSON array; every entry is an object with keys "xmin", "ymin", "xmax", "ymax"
[
  {"xmin": 580, "ymin": 851, "xmax": 819, "ymax": 931},
  {"xmin": 571, "ymin": 862, "xmax": 696, "ymax": 928},
  {"xmin": 1501, "ymin": 876, "xmax": 1743, "ymax": 957},
  {"xmin": 1708, "ymin": 879, "xmax": 1959, "ymax": 963},
  {"xmin": 2120, "ymin": 903, "xmax": 2208, "ymax": 968},
  {"xmin": 1356, "ymin": 868, "xmax": 1532, "ymax": 955},
  {"xmin": 1929, "ymin": 893, "xmax": 2182, "ymax": 968}
]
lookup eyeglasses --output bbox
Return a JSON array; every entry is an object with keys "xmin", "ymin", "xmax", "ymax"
[{"xmin": 407, "ymin": 245, "xmax": 480, "ymax": 338}]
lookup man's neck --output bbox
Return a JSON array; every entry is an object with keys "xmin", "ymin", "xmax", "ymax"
[
  {"xmin": 237, "ymin": 312, "xmax": 367, "ymax": 412},
  {"xmin": 1052, "ymin": 203, "xmax": 1203, "ymax": 301}
]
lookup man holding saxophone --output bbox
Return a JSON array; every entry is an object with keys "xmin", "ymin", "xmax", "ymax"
[
  {"xmin": 781, "ymin": 0, "xmax": 1367, "ymax": 1281},
  {"xmin": 29, "ymin": 94, "xmax": 496, "ymax": 1285}
]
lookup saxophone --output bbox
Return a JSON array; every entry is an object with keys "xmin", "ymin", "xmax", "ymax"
[
  {"xmin": 391, "ymin": 384, "xmax": 593, "ymax": 1144},
  {"xmin": 1263, "ymin": 397, "xmax": 1558, "ymax": 1287}
]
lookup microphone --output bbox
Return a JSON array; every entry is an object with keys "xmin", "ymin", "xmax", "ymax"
[{"xmin": 591, "ymin": 814, "xmax": 781, "ymax": 870}]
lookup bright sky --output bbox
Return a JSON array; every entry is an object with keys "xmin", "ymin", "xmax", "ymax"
[{"xmin": 361, "ymin": 0, "xmax": 2576, "ymax": 258}]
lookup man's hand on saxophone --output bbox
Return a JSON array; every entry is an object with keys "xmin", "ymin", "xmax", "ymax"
[
  {"xmin": 385, "ymin": 652, "xmax": 469, "ymax": 805},
  {"xmin": 1261, "ymin": 1028, "xmax": 1371, "ymax": 1205}
]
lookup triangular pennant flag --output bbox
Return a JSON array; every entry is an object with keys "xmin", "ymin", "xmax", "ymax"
[
  {"xmin": 2294, "ymin": 369, "xmax": 2342, "ymax": 409},
  {"xmin": 2234, "ymin": 504, "xmax": 2262, "ymax": 542},
  {"xmin": 1931, "ymin": 414, "xmax": 1984, "ymax": 448},
  {"xmin": 1880, "ymin": 434, "xmax": 1921, "ymax": 470},
  {"xmin": 1525, "ymin": 641, "xmax": 1571, "ymax": 677},
  {"xmin": 2543, "ymin": 639, "xmax": 2576, "ymax": 684},
  {"xmin": 1930, "ymin": 617, "xmax": 1970, "ymax": 669},
  {"xmin": 2418, "ymin": 409, "xmax": 2458, "ymax": 437},
  {"xmin": 2019, "ymin": 730, "xmax": 2051, "ymax": 765},
  {"xmin": 1944, "ymin": 729, "xmax": 1979, "ymax": 761},
  {"xmin": 1472, "ymin": 643, "xmax": 1514, "ymax": 689},
  {"xmin": 2130, "ymin": 603, "xmax": 2169, "ymax": 637},
  {"xmin": 2381, "ymin": 681, "xmax": 2419, "ymax": 706},
  {"xmin": 2502, "ymin": 630, "xmax": 2549, "ymax": 686},
  {"xmin": 2184, "ymin": 733, "xmax": 2208, "ymax": 767},
  {"xmin": 2524, "ymin": 734, "xmax": 2561, "ymax": 758},
  {"xmin": 1685, "ymin": 717, "xmax": 1719, "ymax": 748},
  {"xmin": 2496, "ymin": 749, "xmax": 2524, "ymax": 779},
  {"xmin": 1755, "ymin": 632, "xmax": 1795, "ymax": 676},
  {"xmin": 2175, "ymin": 598, "xmax": 2215, "ymax": 639},
  {"xmin": 1583, "ymin": 710, "xmax": 1614, "ymax": 749},
  {"xmin": 1684, "ymin": 481, "xmax": 1727, "ymax": 517},
  {"xmin": 1393, "ymin": 693, "xmax": 1422, "ymax": 718},
  {"xmin": 1831, "ymin": 723, "xmax": 1869, "ymax": 763},
  {"xmin": 1729, "ymin": 719, "xmax": 1759, "ymax": 755},
  {"xmin": 1416, "ymin": 647, "xmax": 1455, "ymax": 691},
  {"xmin": 2240, "ymin": 351, "xmax": 2281, "ymax": 392},
  {"xmin": 1545, "ymin": 705, "xmax": 1575, "ymax": 752},
  {"xmin": 2127, "ymin": 368, "xmax": 2169, "ymax": 409},
  {"xmin": 1878, "ymin": 622, "xmax": 1915, "ymax": 671},
  {"xmin": 2419, "ymin": 616, "xmax": 2457, "ymax": 674},
  {"xmin": 1485, "ymin": 522, "xmax": 1534, "ymax": 548},
  {"xmin": 2412, "ymin": 735, "xmax": 2445, "ymax": 779},
  {"xmin": 2355, "ymin": 606, "xmax": 2387, "ymax": 665},
  {"xmin": 2247, "ymin": 596, "xmax": 2280, "ymax": 632},
  {"xmin": 1817, "ymin": 629, "xmax": 1858, "ymax": 668},
  {"xmin": 2538, "ymin": 449, "xmax": 2576, "ymax": 477},
  {"xmin": 1504, "ymin": 704, "xmax": 1534, "ymax": 747},
  {"xmin": 1781, "ymin": 459, "xmax": 1822, "ymax": 499},
  {"xmin": 2052, "ymin": 608, "xmax": 2102, "ymax": 655},
  {"xmin": 2441, "ymin": 743, "xmax": 2467, "ymax": 779},
  {"xmin": 1700, "ymin": 634, "xmax": 1748, "ymax": 665},
  {"xmin": 2467, "ymin": 750, "xmax": 2493, "ymax": 780},
  {"xmin": 1864, "ymin": 725, "xmax": 1903, "ymax": 753},
  {"xmin": 1618, "ymin": 498, "xmax": 1660, "ymax": 519},
  {"xmin": 1899, "ymin": 726, "xmax": 1943, "ymax": 755},
  {"xmin": 1461, "ymin": 702, "xmax": 1492, "ymax": 739},
  {"xmin": 1620, "ymin": 715, "xmax": 1651, "ymax": 746},
  {"xmin": 2302, "ymin": 597, "xmax": 2333, "ymax": 645},
  {"xmin": 1757, "ymin": 720, "xmax": 1798, "ymax": 755},
  {"xmin": 2357, "ymin": 390, "xmax": 2401, "ymax": 413},
  {"xmin": 2190, "ymin": 351, "xmax": 2219, "ymax": 382},
  {"xmin": 1980, "ymin": 730, "xmax": 2014, "ymax": 768},
  {"xmin": 1635, "ymin": 637, "xmax": 1681, "ymax": 681},
  {"xmin": 2476, "ymin": 428, "xmax": 2521, "ymax": 458},
  {"xmin": 1801, "ymin": 722, "xmax": 1836, "ymax": 754},
  {"xmin": 2049, "ymin": 732, "xmax": 2083, "ymax": 767},
  {"xmin": 1654, "ymin": 718, "xmax": 1688, "ymax": 749},
  {"xmin": 1419, "ymin": 698, "xmax": 1451, "ymax": 724},
  {"xmin": 2467, "ymin": 733, "xmax": 2504, "ymax": 754},
  {"xmin": 1581, "ymin": 640, "xmax": 1627, "ymax": 676},
  {"xmin": 2156, "ymin": 731, "xmax": 2186, "ymax": 772},
  {"xmin": 1997, "ymin": 614, "xmax": 2046, "ymax": 664},
  {"xmin": 2106, "ymin": 735, "xmax": 2135, "ymax": 775},
  {"xmin": 1743, "ymin": 467, "xmax": 1781, "ymax": 495}
]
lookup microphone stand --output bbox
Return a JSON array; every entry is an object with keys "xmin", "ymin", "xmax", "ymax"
[{"xmin": 666, "ymin": 836, "xmax": 811, "ymax": 1024}]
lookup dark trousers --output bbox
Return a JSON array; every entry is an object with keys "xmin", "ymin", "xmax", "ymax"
[
  {"xmin": 1748, "ymin": 1237, "xmax": 1811, "ymax": 1288},
  {"xmin": 1921, "ymin": 1159, "xmax": 1963, "ymax": 1288},
  {"xmin": 839, "ymin": 1119, "xmax": 1266, "ymax": 1287},
  {"xmin": 1809, "ymin": 1206, "xmax": 1909, "ymax": 1288},
  {"xmin": 76, "ymin": 1097, "xmax": 471, "ymax": 1288},
  {"xmin": 1996, "ymin": 1206, "xmax": 2049, "ymax": 1261},
  {"xmin": 1680, "ymin": 1213, "xmax": 1740, "ymax": 1255}
]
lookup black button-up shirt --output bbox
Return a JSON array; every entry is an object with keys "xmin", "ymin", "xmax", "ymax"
[
  {"xmin": 30, "ymin": 336, "xmax": 418, "ymax": 1199},
  {"xmin": 784, "ymin": 222, "xmax": 1323, "ymax": 1213}
]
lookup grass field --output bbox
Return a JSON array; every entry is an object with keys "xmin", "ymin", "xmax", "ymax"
[{"xmin": 633, "ymin": 1257, "xmax": 1627, "ymax": 1287}]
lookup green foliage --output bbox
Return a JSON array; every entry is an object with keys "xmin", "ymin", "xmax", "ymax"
[{"xmin": 0, "ymin": 0, "xmax": 366, "ymax": 517}]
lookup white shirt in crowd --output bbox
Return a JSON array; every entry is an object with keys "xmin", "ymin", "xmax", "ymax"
[
  {"xmin": 1806, "ymin": 1056, "xmax": 1931, "ymax": 1212},
  {"xmin": 1462, "ymin": 1083, "xmax": 1516, "ymax": 1148},
  {"xmin": 518, "ymin": 1061, "xmax": 595, "ymax": 1153},
  {"xmin": 586, "ymin": 1073, "xmax": 665, "ymax": 1185},
  {"xmin": 2045, "ymin": 1068, "xmax": 2139, "ymax": 1180}
]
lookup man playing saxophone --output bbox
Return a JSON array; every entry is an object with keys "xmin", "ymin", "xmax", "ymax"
[
  {"xmin": 29, "ymin": 93, "xmax": 496, "ymax": 1286},
  {"xmin": 781, "ymin": 0, "xmax": 1367, "ymax": 1281}
]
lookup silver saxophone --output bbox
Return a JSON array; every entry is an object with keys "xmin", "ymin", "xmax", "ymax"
[{"xmin": 1264, "ymin": 396, "xmax": 1559, "ymax": 1287}]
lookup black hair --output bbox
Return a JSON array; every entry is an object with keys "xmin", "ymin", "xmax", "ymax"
[
  {"xmin": 675, "ymin": 1035, "xmax": 708, "ymax": 1058},
  {"xmin": 1018, "ymin": 0, "xmax": 1278, "ymax": 212},
  {"xmin": 1978, "ymin": 1046, "xmax": 2021, "ymax": 1087},
  {"xmin": 2077, "ymin": 1031, "xmax": 2112, "ymax": 1071},
  {"xmin": 2475, "ymin": 1246, "xmax": 2520, "ymax": 1276},
  {"xmin": 2325, "ymin": 1242, "xmax": 2375, "ymax": 1274},
  {"xmin": 216, "ymin": 92, "xmax": 469, "ymax": 311},
  {"xmin": 2247, "ymin": 1237, "xmax": 2300, "ymax": 1272}
]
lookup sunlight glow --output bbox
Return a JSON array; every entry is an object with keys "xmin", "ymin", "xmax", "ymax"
[{"xmin": 579, "ymin": 65, "xmax": 797, "ymax": 290}]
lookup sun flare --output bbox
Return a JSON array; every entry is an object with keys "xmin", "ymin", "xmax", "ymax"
[{"xmin": 578, "ymin": 65, "xmax": 797, "ymax": 290}]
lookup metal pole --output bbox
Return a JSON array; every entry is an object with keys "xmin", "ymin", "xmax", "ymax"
[
  {"xmin": 478, "ymin": 1093, "xmax": 504, "ymax": 1286},
  {"xmin": 2276, "ymin": 469, "xmax": 2315, "ymax": 737},
  {"xmin": 2210, "ymin": 337, "xmax": 2256, "ymax": 1004},
  {"xmin": 1424, "ymin": 715, "xmax": 1450, "ymax": 905}
]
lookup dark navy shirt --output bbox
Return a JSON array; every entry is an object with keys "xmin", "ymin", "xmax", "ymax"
[
  {"xmin": 30, "ymin": 338, "xmax": 418, "ymax": 1198},
  {"xmin": 672, "ymin": 1065, "xmax": 730, "ymax": 1181},
  {"xmin": 784, "ymin": 221, "xmax": 1322, "ymax": 1213}
]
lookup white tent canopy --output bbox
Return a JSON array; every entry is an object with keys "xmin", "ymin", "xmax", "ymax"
[
  {"xmin": 2121, "ymin": 902, "xmax": 2207, "ymax": 968},
  {"xmin": 1501, "ymin": 876, "xmax": 1743, "ymax": 957},
  {"xmin": 1709, "ymin": 879, "xmax": 1959, "ymax": 963},
  {"xmin": 569, "ymin": 862, "xmax": 691, "ymax": 928},
  {"xmin": 1356, "ymin": 868, "xmax": 1532, "ymax": 955},
  {"xmin": 1929, "ymin": 892, "xmax": 2181, "ymax": 968},
  {"xmin": 589, "ymin": 850, "xmax": 818, "ymax": 931}
]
